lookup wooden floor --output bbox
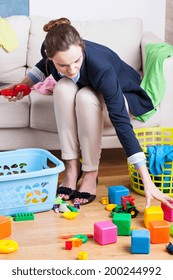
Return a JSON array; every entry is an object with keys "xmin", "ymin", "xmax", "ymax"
[{"xmin": 1, "ymin": 149, "xmax": 173, "ymax": 260}]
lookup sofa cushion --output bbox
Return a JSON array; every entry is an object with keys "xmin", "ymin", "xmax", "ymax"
[
  {"xmin": 0, "ymin": 16, "xmax": 30, "ymax": 83},
  {"xmin": 27, "ymin": 16, "xmax": 143, "ymax": 72},
  {"xmin": 0, "ymin": 96, "xmax": 30, "ymax": 128},
  {"xmin": 30, "ymin": 91, "xmax": 58, "ymax": 132},
  {"xmin": 72, "ymin": 17, "xmax": 143, "ymax": 71},
  {"xmin": 30, "ymin": 88, "xmax": 161, "ymax": 135},
  {"xmin": 103, "ymin": 108, "xmax": 161, "ymax": 136}
]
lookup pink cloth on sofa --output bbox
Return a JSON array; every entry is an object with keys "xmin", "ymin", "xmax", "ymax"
[{"xmin": 32, "ymin": 76, "xmax": 57, "ymax": 94}]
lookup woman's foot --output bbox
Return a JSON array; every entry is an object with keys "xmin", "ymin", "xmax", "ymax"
[
  {"xmin": 74, "ymin": 170, "xmax": 98, "ymax": 205},
  {"xmin": 57, "ymin": 159, "xmax": 82, "ymax": 200}
]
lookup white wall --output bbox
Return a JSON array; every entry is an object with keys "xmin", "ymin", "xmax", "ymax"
[{"xmin": 30, "ymin": 0, "xmax": 166, "ymax": 39}]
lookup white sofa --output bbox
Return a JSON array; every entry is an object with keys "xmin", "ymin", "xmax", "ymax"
[{"xmin": 0, "ymin": 15, "xmax": 173, "ymax": 151}]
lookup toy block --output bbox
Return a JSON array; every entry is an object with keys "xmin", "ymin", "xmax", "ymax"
[
  {"xmin": 105, "ymin": 204, "xmax": 117, "ymax": 211},
  {"xmin": 131, "ymin": 229, "xmax": 150, "ymax": 254},
  {"xmin": 59, "ymin": 204, "xmax": 70, "ymax": 213},
  {"xmin": 112, "ymin": 213, "xmax": 131, "ymax": 236},
  {"xmin": 0, "ymin": 215, "xmax": 11, "ymax": 239},
  {"xmin": 161, "ymin": 201, "xmax": 173, "ymax": 221},
  {"xmin": 65, "ymin": 240, "xmax": 72, "ymax": 250},
  {"xmin": 74, "ymin": 201, "xmax": 80, "ymax": 209},
  {"xmin": 78, "ymin": 251, "xmax": 88, "ymax": 260},
  {"xmin": 70, "ymin": 238, "xmax": 82, "ymax": 247},
  {"xmin": 13, "ymin": 212, "xmax": 34, "ymax": 221},
  {"xmin": 67, "ymin": 204, "xmax": 78, "ymax": 212},
  {"xmin": 94, "ymin": 220, "xmax": 117, "ymax": 245},
  {"xmin": 144, "ymin": 206, "xmax": 163, "ymax": 228},
  {"xmin": 149, "ymin": 220, "xmax": 170, "ymax": 244},
  {"xmin": 62, "ymin": 212, "xmax": 79, "ymax": 219},
  {"xmin": 170, "ymin": 224, "xmax": 173, "ymax": 237},
  {"xmin": 101, "ymin": 197, "xmax": 109, "ymax": 205},
  {"xmin": 108, "ymin": 185, "xmax": 129, "ymax": 204}
]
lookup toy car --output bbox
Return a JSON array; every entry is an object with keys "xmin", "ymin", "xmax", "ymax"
[
  {"xmin": 111, "ymin": 195, "xmax": 139, "ymax": 218},
  {"xmin": 0, "ymin": 84, "xmax": 31, "ymax": 97}
]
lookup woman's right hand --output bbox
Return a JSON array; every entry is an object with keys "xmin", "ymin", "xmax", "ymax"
[
  {"xmin": 5, "ymin": 92, "xmax": 24, "ymax": 102},
  {"xmin": 3, "ymin": 84, "xmax": 31, "ymax": 102},
  {"xmin": 2, "ymin": 84, "xmax": 24, "ymax": 102},
  {"xmin": 2, "ymin": 76, "xmax": 33, "ymax": 102}
]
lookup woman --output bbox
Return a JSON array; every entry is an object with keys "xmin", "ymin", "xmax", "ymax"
[{"xmin": 7, "ymin": 18, "xmax": 173, "ymax": 207}]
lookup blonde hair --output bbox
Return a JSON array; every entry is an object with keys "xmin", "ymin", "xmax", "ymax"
[{"xmin": 43, "ymin": 17, "xmax": 85, "ymax": 58}]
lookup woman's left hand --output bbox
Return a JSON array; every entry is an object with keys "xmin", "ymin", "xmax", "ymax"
[{"xmin": 138, "ymin": 164, "xmax": 173, "ymax": 208}]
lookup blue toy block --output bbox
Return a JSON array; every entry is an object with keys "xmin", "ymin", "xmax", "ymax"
[
  {"xmin": 131, "ymin": 229, "xmax": 150, "ymax": 254},
  {"xmin": 108, "ymin": 185, "xmax": 129, "ymax": 204}
]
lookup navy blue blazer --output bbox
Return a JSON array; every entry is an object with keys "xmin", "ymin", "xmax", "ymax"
[{"xmin": 36, "ymin": 40, "xmax": 154, "ymax": 157}]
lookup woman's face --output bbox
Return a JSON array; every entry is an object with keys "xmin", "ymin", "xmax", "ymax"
[{"xmin": 50, "ymin": 45, "xmax": 83, "ymax": 79}]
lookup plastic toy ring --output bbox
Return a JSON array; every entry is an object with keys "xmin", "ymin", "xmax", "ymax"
[
  {"xmin": 0, "ymin": 240, "xmax": 18, "ymax": 254},
  {"xmin": 73, "ymin": 234, "xmax": 88, "ymax": 243}
]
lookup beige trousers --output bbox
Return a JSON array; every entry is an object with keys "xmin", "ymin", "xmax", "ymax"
[{"xmin": 53, "ymin": 77, "xmax": 129, "ymax": 172}]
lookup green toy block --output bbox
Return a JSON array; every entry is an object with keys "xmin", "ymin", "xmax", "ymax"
[
  {"xmin": 67, "ymin": 204, "xmax": 78, "ymax": 212},
  {"xmin": 112, "ymin": 213, "xmax": 131, "ymax": 236},
  {"xmin": 13, "ymin": 212, "xmax": 34, "ymax": 221}
]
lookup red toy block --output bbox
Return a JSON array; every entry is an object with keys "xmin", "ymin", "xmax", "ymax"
[
  {"xmin": 0, "ymin": 215, "xmax": 11, "ymax": 239},
  {"xmin": 149, "ymin": 220, "xmax": 170, "ymax": 244},
  {"xmin": 65, "ymin": 240, "xmax": 72, "ymax": 250},
  {"xmin": 161, "ymin": 201, "xmax": 173, "ymax": 221}
]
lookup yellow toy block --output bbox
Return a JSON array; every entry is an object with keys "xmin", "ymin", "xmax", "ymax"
[
  {"xmin": 144, "ymin": 206, "xmax": 163, "ymax": 229},
  {"xmin": 62, "ymin": 212, "xmax": 79, "ymax": 220},
  {"xmin": 105, "ymin": 204, "xmax": 117, "ymax": 211},
  {"xmin": 78, "ymin": 251, "xmax": 88, "ymax": 260},
  {"xmin": 101, "ymin": 197, "xmax": 109, "ymax": 205}
]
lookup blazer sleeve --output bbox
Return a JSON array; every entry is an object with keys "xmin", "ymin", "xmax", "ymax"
[{"xmin": 91, "ymin": 67, "xmax": 142, "ymax": 157}]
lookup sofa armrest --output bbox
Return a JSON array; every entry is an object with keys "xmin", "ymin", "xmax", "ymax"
[
  {"xmin": 141, "ymin": 32, "xmax": 173, "ymax": 128},
  {"xmin": 141, "ymin": 32, "xmax": 163, "ymax": 73}
]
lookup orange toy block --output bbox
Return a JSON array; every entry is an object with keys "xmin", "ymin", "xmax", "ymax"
[
  {"xmin": 149, "ymin": 220, "xmax": 170, "ymax": 244},
  {"xmin": 0, "ymin": 215, "xmax": 11, "ymax": 239},
  {"xmin": 69, "ymin": 238, "xmax": 82, "ymax": 247},
  {"xmin": 144, "ymin": 206, "xmax": 163, "ymax": 229}
]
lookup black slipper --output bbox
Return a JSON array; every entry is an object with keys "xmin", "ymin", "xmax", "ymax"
[
  {"xmin": 74, "ymin": 191, "xmax": 96, "ymax": 205},
  {"xmin": 56, "ymin": 186, "xmax": 76, "ymax": 201}
]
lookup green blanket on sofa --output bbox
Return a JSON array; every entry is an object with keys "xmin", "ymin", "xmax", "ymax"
[{"xmin": 136, "ymin": 43, "xmax": 173, "ymax": 122}]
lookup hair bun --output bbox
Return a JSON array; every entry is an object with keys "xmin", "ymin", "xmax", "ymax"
[{"xmin": 43, "ymin": 18, "xmax": 71, "ymax": 32}]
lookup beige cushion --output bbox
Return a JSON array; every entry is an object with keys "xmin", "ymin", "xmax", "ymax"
[
  {"xmin": 30, "ymin": 91, "xmax": 57, "ymax": 132},
  {"xmin": 27, "ymin": 16, "xmax": 143, "ymax": 72},
  {"xmin": 72, "ymin": 17, "xmax": 143, "ymax": 71},
  {"xmin": 0, "ymin": 96, "xmax": 30, "ymax": 128}
]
